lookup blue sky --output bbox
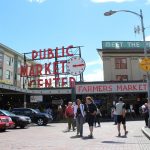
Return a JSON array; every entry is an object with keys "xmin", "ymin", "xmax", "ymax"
[{"xmin": 0, "ymin": 0, "xmax": 150, "ymax": 81}]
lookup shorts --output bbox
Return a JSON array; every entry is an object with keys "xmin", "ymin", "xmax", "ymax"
[
  {"xmin": 116, "ymin": 115, "xmax": 126, "ymax": 124},
  {"xmin": 87, "ymin": 115, "xmax": 95, "ymax": 127}
]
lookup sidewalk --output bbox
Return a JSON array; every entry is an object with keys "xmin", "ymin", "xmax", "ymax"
[
  {"xmin": 0, "ymin": 120, "xmax": 149, "ymax": 150},
  {"xmin": 142, "ymin": 127, "xmax": 150, "ymax": 140}
]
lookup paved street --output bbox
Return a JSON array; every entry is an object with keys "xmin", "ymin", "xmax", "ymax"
[{"xmin": 0, "ymin": 120, "xmax": 149, "ymax": 150}]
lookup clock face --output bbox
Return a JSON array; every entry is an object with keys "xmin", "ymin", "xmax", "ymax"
[{"xmin": 66, "ymin": 56, "xmax": 86, "ymax": 76}]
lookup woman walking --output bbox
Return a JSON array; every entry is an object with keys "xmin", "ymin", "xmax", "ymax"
[
  {"xmin": 74, "ymin": 99, "xmax": 85, "ymax": 137},
  {"xmin": 86, "ymin": 96, "xmax": 97, "ymax": 138}
]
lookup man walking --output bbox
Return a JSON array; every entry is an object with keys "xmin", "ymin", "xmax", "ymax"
[
  {"xmin": 65, "ymin": 102, "xmax": 75, "ymax": 131},
  {"xmin": 115, "ymin": 97, "xmax": 128, "ymax": 137}
]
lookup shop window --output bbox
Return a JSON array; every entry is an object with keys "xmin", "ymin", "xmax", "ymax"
[
  {"xmin": 6, "ymin": 70, "xmax": 11, "ymax": 79},
  {"xmin": 0, "ymin": 68, "xmax": 2, "ymax": 77},
  {"xmin": 6, "ymin": 56, "xmax": 12, "ymax": 66},
  {"xmin": 116, "ymin": 75, "xmax": 128, "ymax": 81},
  {"xmin": 17, "ymin": 61, "xmax": 21, "ymax": 75},
  {"xmin": 17, "ymin": 74, "xmax": 21, "ymax": 81},
  {"xmin": 115, "ymin": 58, "xmax": 127, "ymax": 69},
  {"xmin": 143, "ymin": 75, "xmax": 147, "ymax": 81},
  {"xmin": 0, "ymin": 53, "xmax": 3, "ymax": 66}
]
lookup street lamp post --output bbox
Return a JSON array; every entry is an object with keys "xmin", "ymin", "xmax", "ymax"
[{"xmin": 104, "ymin": 9, "xmax": 150, "ymax": 128}]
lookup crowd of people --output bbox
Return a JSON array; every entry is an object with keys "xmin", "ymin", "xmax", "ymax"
[
  {"xmin": 64, "ymin": 96, "xmax": 149, "ymax": 138},
  {"xmin": 65, "ymin": 96, "xmax": 98, "ymax": 138}
]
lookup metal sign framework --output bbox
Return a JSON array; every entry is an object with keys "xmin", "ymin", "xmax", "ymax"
[{"xmin": 22, "ymin": 45, "xmax": 84, "ymax": 89}]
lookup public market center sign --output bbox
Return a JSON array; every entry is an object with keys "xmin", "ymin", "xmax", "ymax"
[{"xmin": 20, "ymin": 45, "xmax": 86, "ymax": 88}]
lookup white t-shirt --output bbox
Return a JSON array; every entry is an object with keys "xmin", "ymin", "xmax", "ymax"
[{"xmin": 115, "ymin": 102, "xmax": 125, "ymax": 115}]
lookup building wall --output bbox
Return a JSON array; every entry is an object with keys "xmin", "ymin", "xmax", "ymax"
[
  {"xmin": 102, "ymin": 53, "xmax": 147, "ymax": 81},
  {"xmin": 0, "ymin": 44, "xmax": 29, "ymax": 89}
]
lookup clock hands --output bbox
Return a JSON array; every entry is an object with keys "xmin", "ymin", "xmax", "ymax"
[{"xmin": 72, "ymin": 64, "xmax": 85, "ymax": 67}]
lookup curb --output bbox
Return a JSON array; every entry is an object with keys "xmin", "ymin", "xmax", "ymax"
[{"xmin": 141, "ymin": 127, "xmax": 150, "ymax": 140}]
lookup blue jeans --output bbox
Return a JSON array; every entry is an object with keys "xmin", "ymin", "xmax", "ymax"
[{"xmin": 76, "ymin": 114, "xmax": 84, "ymax": 136}]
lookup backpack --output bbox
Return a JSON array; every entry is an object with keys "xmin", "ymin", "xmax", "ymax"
[{"xmin": 66, "ymin": 106, "xmax": 74, "ymax": 118}]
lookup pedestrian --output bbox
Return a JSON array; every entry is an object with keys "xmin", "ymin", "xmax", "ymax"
[
  {"xmin": 94, "ymin": 107, "xmax": 102, "ymax": 127},
  {"xmin": 111, "ymin": 106, "xmax": 117, "ymax": 125},
  {"xmin": 74, "ymin": 99, "xmax": 85, "ymax": 137},
  {"xmin": 65, "ymin": 102, "xmax": 75, "ymax": 131},
  {"xmin": 115, "ymin": 97, "xmax": 128, "ymax": 137},
  {"xmin": 141, "ymin": 103, "xmax": 149, "ymax": 127},
  {"xmin": 86, "ymin": 96, "xmax": 97, "ymax": 138}
]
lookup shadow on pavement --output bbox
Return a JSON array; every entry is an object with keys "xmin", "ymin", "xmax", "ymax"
[
  {"xmin": 70, "ymin": 135, "xmax": 81, "ymax": 139},
  {"xmin": 81, "ymin": 136, "xmax": 94, "ymax": 140},
  {"xmin": 102, "ymin": 141, "xmax": 125, "ymax": 144}
]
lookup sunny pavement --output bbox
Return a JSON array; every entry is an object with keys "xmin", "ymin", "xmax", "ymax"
[{"xmin": 0, "ymin": 120, "xmax": 149, "ymax": 150}]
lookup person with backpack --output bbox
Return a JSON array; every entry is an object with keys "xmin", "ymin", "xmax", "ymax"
[
  {"xmin": 65, "ymin": 102, "xmax": 75, "ymax": 131},
  {"xmin": 74, "ymin": 99, "xmax": 85, "ymax": 137},
  {"xmin": 115, "ymin": 97, "xmax": 128, "ymax": 137}
]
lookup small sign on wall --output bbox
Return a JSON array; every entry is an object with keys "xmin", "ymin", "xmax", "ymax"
[{"xmin": 30, "ymin": 95, "xmax": 43, "ymax": 103}]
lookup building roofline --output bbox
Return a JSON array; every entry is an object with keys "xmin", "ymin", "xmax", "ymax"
[
  {"xmin": 76, "ymin": 80, "xmax": 146, "ymax": 85},
  {"xmin": 0, "ymin": 43, "xmax": 24, "ymax": 58}
]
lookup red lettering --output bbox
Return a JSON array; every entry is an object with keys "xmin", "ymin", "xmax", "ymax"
[
  {"xmin": 20, "ymin": 65, "xmax": 28, "ymax": 77},
  {"xmin": 62, "ymin": 77, "xmax": 67, "ymax": 87},
  {"xmin": 128, "ymin": 85, "xmax": 133, "ymax": 91},
  {"xmin": 60, "ymin": 61, "xmax": 66, "ymax": 73},
  {"xmin": 93, "ymin": 86, "xmax": 98, "ymax": 92},
  {"xmin": 45, "ymin": 78, "xmax": 52, "ymax": 88},
  {"xmin": 32, "ymin": 50, "xmax": 38, "ymax": 60},
  {"xmin": 39, "ymin": 49, "xmax": 46, "ymax": 59},
  {"xmin": 82, "ymin": 87, "xmax": 88, "ymax": 93},
  {"xmin": 55, "ymin": 47, "xmax": 62, "ymax": 58},
  {"xmin": 28, "ymin": 80, "xmax": 36, "ymax": 88},
  {"xmin": 37, "ymin": 79, "xmax": 43, "ymax": 88},
  {"xmin": 69, "ymin": 77, "xmax": 76, "ymax": 87},
  {"xmin": 87, "ymin": 86, "xmax": 93, "ymax": 92},
  {"xmin": 47, "ymin": 48, "xmax": 54, "ymax": 59},
  {"xmin": 53, "ymin": 61, "xmax": 59, "ymax": 74},
  {"xmin": 29, "ymin": 65, "xmax": 35, "ymax": 76},
  {"xmin": 132, "ymin": 85, "xmax": 137, "ymax": 90},
  {"xmin": 53, "ymin": 78, "xmax": 60, "ymax": 87},
  {"xmin": 77, "ymin": 86, "xmax": 82, "ymax": 93},
  {"xmin": 36, "ymin": 64, "xmax": 43, "ymax": 76},
  {"xmin": 45, "ymin": 63, "xmax": 51, "ymax": 75},
  {"xmin": 108, "ymin": 85, "xmax": 112, "ymax": 91},
  {"xmin": 66, "ymin": 45, "xmax": 74, "ymax": 56},
  {"xmin": 117, "ymin": 85, "xmax": 122, "ymax": 91},
  {"xmin": 143, "ymin": 84, "xmax": 147, "ymax": 90}
]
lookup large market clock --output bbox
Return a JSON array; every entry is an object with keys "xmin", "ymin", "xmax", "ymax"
[{"xmin": 66, "ymin": 56, "xmax": 86, "ymax": 76}]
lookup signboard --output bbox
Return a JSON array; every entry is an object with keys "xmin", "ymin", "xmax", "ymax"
[
  {"xmin": 102, "ymin": 41, "xmax": 150, "ymax": 49},
  {"xmin": 20, "ymin": 45, "xmax": 86, "ymax": 88},
  {"xmin": 139, "ymin": 57, "xmax": 150, "ymax": 72},
  {"xmin": 76, "ymin": 82, "xmax": 147, "ymax": 94},
  {"xmin": 28, "ymin": 89, "xmax": 72, "ymax": 95},
  {"xmin": 52, "ymin": 99, "xmax": 63, "ymax": 105},
  {"xmin": 30, "ymin": 95, "xmax": 43, "ymax": 103}
]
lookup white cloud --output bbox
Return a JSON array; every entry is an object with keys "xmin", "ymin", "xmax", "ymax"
[
  {"xmin": 146, "ymin": 35, "xmax": 150, "ymax": 41},
  {"xmin": 146, "ymin": 0, "xmax": 150, "ymax": 4},
  {"xmin": 84, "ymin": 69, "xmax": 104, "ymax": 81},
  {"xmin": 91, "ymin": 0, "xmax": 134, "ymax": 3},
  {"xmin": 86, "ymin": 59, "xmax": 102, "ymax": 67},
  {"xmin": 28, "ymin": 0, "xmax": 47, "ymax": 3},
  {"xmin": 84, "ymin": 59, "xmax": 103, "ymax": 81}
]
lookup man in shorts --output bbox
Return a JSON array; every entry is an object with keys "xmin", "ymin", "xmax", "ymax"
[{"xmin": 115, "ymin": 97, "xmax": 128, "ymax": 137}]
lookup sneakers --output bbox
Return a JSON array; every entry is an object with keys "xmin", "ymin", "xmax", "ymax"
[
  {"xmin": 125, "ymin": 131, "xmax": 128, "ymax": 135},
  {"xmin": 118, "ymin": 133, "xmax": 121, "ymax": 137},
  {"xmin": 88, "ymin": 134, "xmax": 93, "ymax": 138}
]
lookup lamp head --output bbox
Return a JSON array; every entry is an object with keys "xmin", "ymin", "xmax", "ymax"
[{"xmin": 104, "ymin": 10, "xmax": 117, "ymax": 16}]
